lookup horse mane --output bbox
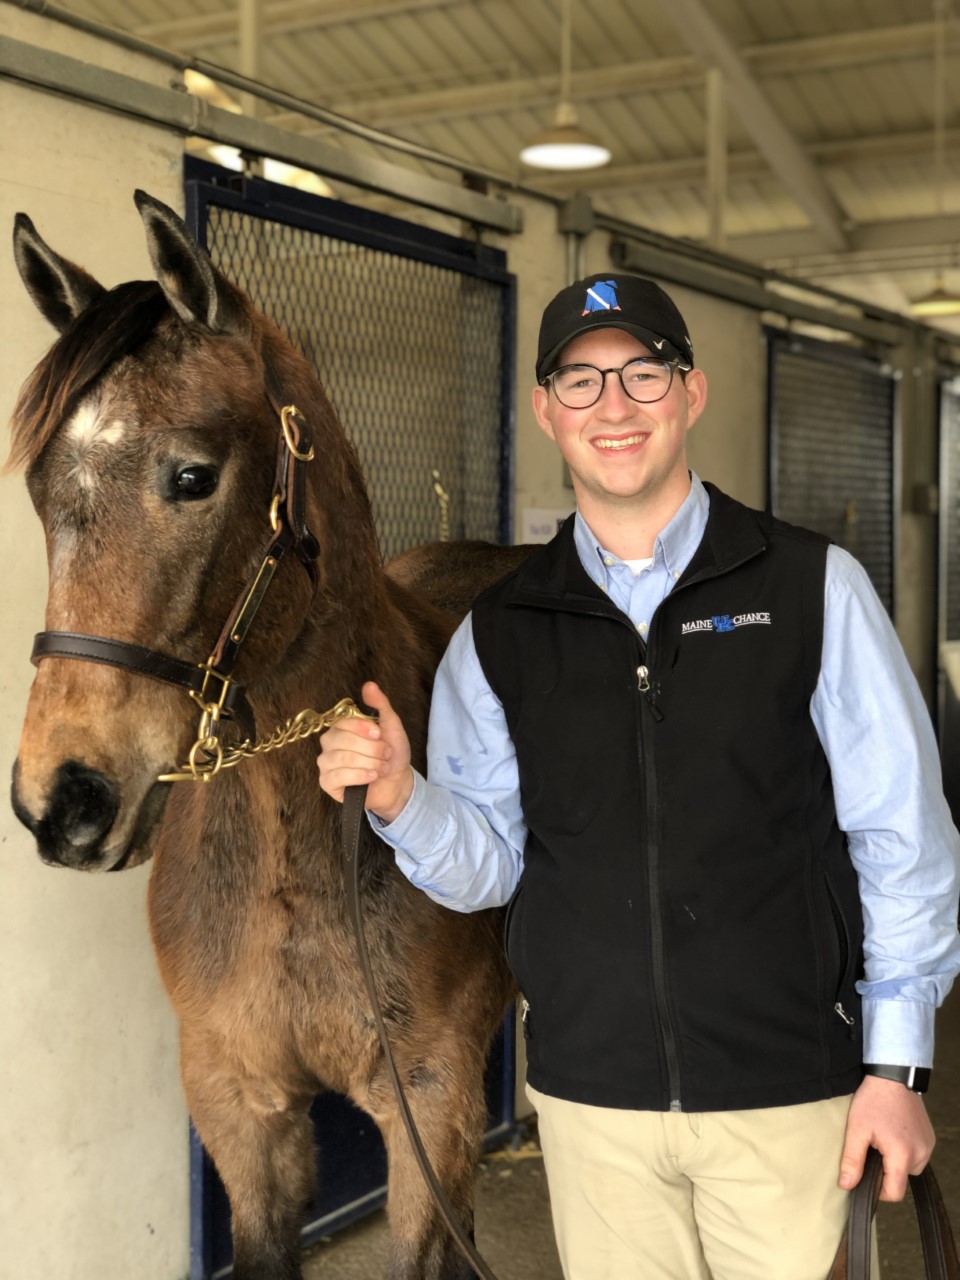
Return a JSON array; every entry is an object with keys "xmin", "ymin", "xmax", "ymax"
[{"xmin": 5, "ymin": 280, "xmax": 169, "ymax": 474}]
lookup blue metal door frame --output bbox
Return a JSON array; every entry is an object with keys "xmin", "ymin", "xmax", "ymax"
[{"xmin": 182, "ymin": 156, "xmax": 518, "ymax": 1280}]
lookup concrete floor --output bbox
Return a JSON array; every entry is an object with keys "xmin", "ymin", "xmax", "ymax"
[{"xmin": 302, "ymin": 993, "xmax": 960, "ymax": 1279}]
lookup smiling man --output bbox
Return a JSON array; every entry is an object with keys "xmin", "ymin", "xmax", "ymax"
[{"xmin": 318, "ymin": 273, "xmax": 960, "ymax": 1279}]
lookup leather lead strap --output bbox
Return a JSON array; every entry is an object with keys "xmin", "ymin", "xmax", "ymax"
[
  {"xmin": 828, "ymin": 1145, "xmax": 960, "ymax": 1279},
  {"xmin": 341, "ymin": 785, "xmax": 501, "ymax": 1280}
]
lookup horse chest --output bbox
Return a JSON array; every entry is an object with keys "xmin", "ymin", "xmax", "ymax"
[{"xmin": 149, "ymin": 796, "xmax": 359, "ymax": 1010}]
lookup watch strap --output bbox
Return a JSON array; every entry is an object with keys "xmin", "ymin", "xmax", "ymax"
[{"xmin": 863, "ymin": 1063, "xmax": 931, "ymax": 1093}]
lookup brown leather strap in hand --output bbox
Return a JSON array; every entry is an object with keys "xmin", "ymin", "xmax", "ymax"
[
  {"xmin": 342, "ymin": 785, "xmax": 501, "ymax": 1280},
  {"xmin": 827, "ymin": 1146, "xmax": 960, "ymax": 1280}
]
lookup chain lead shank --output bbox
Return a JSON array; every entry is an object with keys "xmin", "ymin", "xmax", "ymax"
[{"xmin": 158, "ymin": 697, "xmax": 375, "ymax": 783}]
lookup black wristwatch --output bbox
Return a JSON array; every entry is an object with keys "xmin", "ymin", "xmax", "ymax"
[{"xmin": 863, "ymin": 1063, "xmax": 931, "ymax": 1094}]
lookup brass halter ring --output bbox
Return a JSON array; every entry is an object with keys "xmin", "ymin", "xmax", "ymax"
[{"xmin": 280, "ymin": 405, "xmax": 315, "ymax": 462}]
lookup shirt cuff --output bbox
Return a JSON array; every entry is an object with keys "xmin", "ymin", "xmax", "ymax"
[
  {"xmin": 861, "ymin": 998, "xmax": 936, "ymax": 1068},
  {"xmin": 365, "ymin": 770, "xmax": 445, "ymax": 849}
]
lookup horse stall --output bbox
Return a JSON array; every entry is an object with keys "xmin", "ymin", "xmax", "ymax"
[{"xmin": 1, "ymin": 8, "xmax": 955, "ymax": 1280}]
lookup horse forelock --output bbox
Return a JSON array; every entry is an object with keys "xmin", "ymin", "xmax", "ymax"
[{"xmin": 6, "ymin": 280, "xmax": 169, "ymax": 475}]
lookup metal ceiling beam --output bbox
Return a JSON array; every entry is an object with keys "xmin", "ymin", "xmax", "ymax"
[
  {"xmin": 136, "ymin": 0, "xmax": 459, "ymax": 46},
  {"xmin": 525, "ymin": 126, "xmax": 958, "ymax": 196},
  {"xmin": 653, "ymin": 0, "xmax": 848, "ymax": 251},
  {"xmin": 139, "ymin": 14, "xmax": 948, "ymax": 112},
  {"xmin": 0, "ymin": 36, "xmax": 523, "ymax": 234},
  {"xmin": 297, "ymin": 23, "xmax": 950, "ymax": 127},
  {"xmin": 730, "ymin": 213, "xmax": 960, "ymax": 268}
]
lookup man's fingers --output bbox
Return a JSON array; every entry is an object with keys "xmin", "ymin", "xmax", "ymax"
[
  {"xmin": 879, "ymin": 1159, "xmax": 910, "ymax": 1202},
  {"xmin": 838, "ymin": 1134, "xmax": 869, "ymax": 1190},
  {"xmin": 360, "ymin": 681, "xmax": 402, "ymax": 729}
]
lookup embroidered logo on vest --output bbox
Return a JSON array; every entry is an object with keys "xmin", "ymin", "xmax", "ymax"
[{"xmin": 681, "ymin": 611, "xmax": 772, "ymax": 635}]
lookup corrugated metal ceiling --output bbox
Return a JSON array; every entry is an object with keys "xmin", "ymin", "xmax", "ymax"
[{"xmin": 37, "ymin": 0, "xmax": 960, "ymax": 326}]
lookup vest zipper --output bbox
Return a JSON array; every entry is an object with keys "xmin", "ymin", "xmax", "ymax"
[
  {"xmin": 631, "ymin": 550, "xmax": 765, "ymax": 1110},
  {"xmin": 637, "ymin": 638, "xmax": 682, "ymax": 1111}
]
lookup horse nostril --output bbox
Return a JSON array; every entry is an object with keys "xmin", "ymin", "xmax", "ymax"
[{"xmin": 37, "ymin": 761, "xmax": 120, "ymax": 866}]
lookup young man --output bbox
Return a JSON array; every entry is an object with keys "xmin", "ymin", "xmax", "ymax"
[{"xmin": 318, "ymin": 273, "xmax": 960, "ymax": 1279}]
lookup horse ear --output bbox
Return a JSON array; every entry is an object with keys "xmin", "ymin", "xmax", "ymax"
[
  {"xmin": 13, "ymin": 213, "xmax": 107, "ymax": 333},
  {"xmin": 134, "ymin": 190, "xmax": 245, "ymax": 334}
]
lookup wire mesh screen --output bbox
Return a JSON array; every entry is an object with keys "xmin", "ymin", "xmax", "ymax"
[
  {"xmin": 204, "ymin": 204, "xmax": 507, "ymax": 560},
  {"xmin": 941, "ymin": 383, "xmax": 960, "ymax": 642},
  {"xmin": 770, "ymin": 342, "xmax": 895, "ymax": 613}
]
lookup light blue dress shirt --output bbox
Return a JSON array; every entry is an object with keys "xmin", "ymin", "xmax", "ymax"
[{"xmin": 376, "ymin": 474, "xmax": 960, "ymax": 1069}]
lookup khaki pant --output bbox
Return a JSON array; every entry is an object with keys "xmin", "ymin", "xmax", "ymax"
[{"xmin": 528, "ymin": 1086, "xmax": 878, "ymax": 1280}]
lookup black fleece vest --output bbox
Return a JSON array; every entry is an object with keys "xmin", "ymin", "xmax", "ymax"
[{"xmin": 473, "ymin": 485, "xmax": 864, "ymax": 1112}]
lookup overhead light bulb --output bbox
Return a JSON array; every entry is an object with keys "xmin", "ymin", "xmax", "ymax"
[
  {"xmin": 520, "ymin": 0, "xmax": 611, "ymax": 172},
  {"xmin": 909, "ymin": 281, "xmax": 960, "ymax": 318},
  {"xmin": 520, "ymin": 102, "xmax": 612, "ymax": 171}
]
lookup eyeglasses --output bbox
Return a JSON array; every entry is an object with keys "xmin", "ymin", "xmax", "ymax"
[{"xmin": 542, "ymin": 357, "xmax": 691, "ymax": 409}]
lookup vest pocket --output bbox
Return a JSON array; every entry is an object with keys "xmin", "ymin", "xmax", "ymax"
[{"xmin": 823, "ymin": 873, "xmax": 856, "ymax": 1018}]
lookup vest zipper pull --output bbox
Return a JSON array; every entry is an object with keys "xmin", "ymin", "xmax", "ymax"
[{"xmin": 834, "ymin": 1001, "xmax": 855, "ymax": 1026}]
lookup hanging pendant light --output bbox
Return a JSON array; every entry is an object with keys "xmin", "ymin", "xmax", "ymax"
[
  {"xmin": 520, "ymin": 0, "xmax": 611, "ymax": 171},
  {"xmin": 910, "ymin": 0, "xmax": 960, "ymax": 317},
  {"xmin": 910, "ymin": 280, "xmax": 960, "ymax": 317}
]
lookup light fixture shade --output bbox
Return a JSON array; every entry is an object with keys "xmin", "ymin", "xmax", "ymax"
[
  {"xmin": 909, "ymin": 282, "xmax": 960, "ymax": 318},
  {"xmin": 520, "ymin": 101, "xmax": 612, "ymax": 171}
]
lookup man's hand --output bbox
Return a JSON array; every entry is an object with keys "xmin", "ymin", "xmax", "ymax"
[
  {"xmin": 839, "ymin": 1073, "xmax": 935, "ymax": 1201},
  {"xmin": 317, "ymin": 681, "xmax": 414, "ymax": 824}
]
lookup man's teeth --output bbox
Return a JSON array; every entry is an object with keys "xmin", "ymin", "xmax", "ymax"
[{"xmin": 595, "ymin": 435, "xmax": 644, "ymax": 450}]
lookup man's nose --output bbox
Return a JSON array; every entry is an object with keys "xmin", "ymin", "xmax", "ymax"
[{"xmin": 597, "ymin": 371, "xmax": 635, "ymax": 416}]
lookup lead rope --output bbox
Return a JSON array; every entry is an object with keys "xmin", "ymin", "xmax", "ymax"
[{"xmin": 342, "ymin": 785, "xmax": 501, "ymax": 1280}]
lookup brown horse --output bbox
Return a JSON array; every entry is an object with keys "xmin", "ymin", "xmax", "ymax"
[{"xmin": 8, "ymin": 192, "xmax": 526, "ymax": 1280}]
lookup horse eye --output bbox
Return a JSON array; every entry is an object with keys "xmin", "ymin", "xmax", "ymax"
[{"xmin": 173, "ymin": 465, "xmax": 219, "ymax": 500}]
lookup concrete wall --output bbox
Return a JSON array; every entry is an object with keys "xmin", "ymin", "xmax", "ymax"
[{"xmin": 0, "ymin": 12, "xmax": 189, "ymax": 1280}]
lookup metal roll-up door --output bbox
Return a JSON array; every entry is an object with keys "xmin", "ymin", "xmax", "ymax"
[{"xmin": 768, "ymin": 333, "xmax": 896, "ymax": 614}]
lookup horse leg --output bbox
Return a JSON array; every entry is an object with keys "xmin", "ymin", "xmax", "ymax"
[
  {"xmin": 181, "ymin": 1041, "xmax": 315, "ymax": 1280},
  {"xmin": 376, "ymin": 1058, "xmax": 488, "ymax": 1280}
]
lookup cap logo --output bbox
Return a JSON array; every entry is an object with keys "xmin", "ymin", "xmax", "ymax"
[
  {"xmin": 653, "ymin": 339, "xmax": 665, "ymax": 350},
  {"xmin": 582, "ymin": 280, "xmax": 620, "ymax": 317}
]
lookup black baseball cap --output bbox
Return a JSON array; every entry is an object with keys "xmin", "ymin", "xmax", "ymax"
[{"xmin": 536, "ymin": 273, "xmax": 694, "ymax": 382}]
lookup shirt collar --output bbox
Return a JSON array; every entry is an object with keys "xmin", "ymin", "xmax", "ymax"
[{"xmin": 573, "ymin": 472, "xmax": 711, "ymax": 587}]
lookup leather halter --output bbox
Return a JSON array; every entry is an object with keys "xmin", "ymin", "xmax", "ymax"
[{"xmin": 30, "ymin": 359, "xmax": 320, "ymax": 743}]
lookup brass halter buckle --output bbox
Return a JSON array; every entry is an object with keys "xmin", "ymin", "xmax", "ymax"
[{"xmin": 280, "ymin": 404, "xmax": 315, "ymax": 462}]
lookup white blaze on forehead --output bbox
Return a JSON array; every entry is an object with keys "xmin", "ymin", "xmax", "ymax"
[
  {"xmin": 66, "ymin": 399, "xmax": 126, "ymax": 447},
  {"xmin": 64, "ymin": 397, "xmax": 126, "ymax": 491}
]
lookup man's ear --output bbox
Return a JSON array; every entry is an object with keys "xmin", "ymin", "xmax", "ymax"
[
  {"xmin": 684, "ymin": 368, "xmax": 708, "ymax": 428},
  {"xmin": 532, "ymin": 384, "xmax": 556, "ymax": 441}
]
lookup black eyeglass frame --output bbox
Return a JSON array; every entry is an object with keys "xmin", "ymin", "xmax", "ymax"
[{"xmin": 541, "ymin": 356, "xmax": 692, "ymax": 409}]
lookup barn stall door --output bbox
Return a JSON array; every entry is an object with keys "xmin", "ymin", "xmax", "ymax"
[
  {"xmin": 768, "ymin": 331, "xmax": 896, "ymax": 614},
  {"xmin": 184, "ymin": 157, "xmax": 517, "ymax": 1280}
]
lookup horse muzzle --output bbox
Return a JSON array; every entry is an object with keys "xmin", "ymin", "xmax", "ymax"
[{"xmin": 12, "ymin": 758, "xmax": 122, "ymax": 869}]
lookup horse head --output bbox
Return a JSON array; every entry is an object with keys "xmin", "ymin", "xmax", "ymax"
[{"xmin": 8, "ymin": 193, "xmax": 377, "ymax": 872}]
